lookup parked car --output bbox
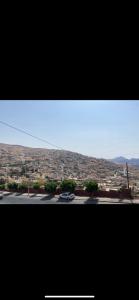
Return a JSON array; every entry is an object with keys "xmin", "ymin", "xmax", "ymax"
[
  {"xmin": 59, "ymin": 192, "xmax": 75, "ymax": 201},
  {"xmin": 0, "ymin": 193, "xmax": 3, "ymax": 200}
]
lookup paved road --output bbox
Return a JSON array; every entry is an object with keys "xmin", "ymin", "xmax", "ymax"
[{"xmin": 0, "ymin": 192, "xmax": 137, "ymax": 204}]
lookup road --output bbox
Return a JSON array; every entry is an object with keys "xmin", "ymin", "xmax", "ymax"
[{"xmin": 0, "ymin": 192, "xmax": 137, "ymax": 204}]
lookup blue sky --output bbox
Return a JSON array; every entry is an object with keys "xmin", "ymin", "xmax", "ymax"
[{"xmin": 0, "ymin": 100, "xmax": 139, "ymax": 159}]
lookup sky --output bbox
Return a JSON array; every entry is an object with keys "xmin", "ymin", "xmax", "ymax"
[{"xmin": 0, "ymin": 100, "xmax": 139, "ymax": 159}]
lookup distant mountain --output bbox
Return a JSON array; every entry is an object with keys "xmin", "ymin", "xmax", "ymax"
[
  {"xmin": 128, "ymin": 158, "xmax": 139, "ymax": 166},
  {"xmin": 110, "ymin": 157, "xmax": 128, "ymax": 164},
  {"xmin": 111, "ymin": 156, "xmax": 139, "ymax": 167}
]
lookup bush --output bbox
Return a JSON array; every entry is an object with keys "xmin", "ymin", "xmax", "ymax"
[
  {"xmin": 33, "ymin": 182, "xmax": 40, "ymax": 190},
  {"xmin": 0, "ymin": 178, "xmax": 6, "ymax": 184},
  {"xmin": 84, "ymin": 180, "xmax": 98, "ymax": 193},
  {"xmin": 0, "ymin": 184, "xmax": 5, "ymax": 190},
  {"xmin": 60, "ymin": 179, "xmax": 76, "ymax": 193},
  {"xmin": 119, "ymin": 184, "xmax": 127, "ymax": 192},
  {"xmin": 7, "ymin": 182, "xmax": 18, "ymax": 191},
  {"xmin": 18, "ymin": 183, "xmax": 28, "ymax": 191},
  {"xmin": 44, "ymin": 181, "xmax": 57, "ymax": 194}
]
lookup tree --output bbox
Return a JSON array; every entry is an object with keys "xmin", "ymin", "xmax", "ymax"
[
  {"xmin": 84, "ymin": 180, "xmax": 98, "ymax": 193},
  {"xmin": 119, "ymin": 184, "xmax": 127, "ymax": 192},
  {"xmin": 36, "ymin": 177, "xmax": 45, "ymax": 187},
  {"xmin": 18, "ymin": 183, "xmax": 28, "ymax": 191},
  {"xmin": 44, "ymin": 181, "xmax": 57, "ymax": 194},
  {"xmin": 0, "ymin": 184, "xmax": 5, "ymax": 190},
  {"xmin": 60, "ymin": 179, "xmax": 76, "ymax": 193},
  {"xmin": 0, "ymin": 178, "xmax": 6, "ymax": 184},
  {"xmin": 7, "ymin": 182, "xmax": 18, "ymax": 191},
  {"xmin": 33, "ymin": 182, "xmax": 40, "ymax": 190}
]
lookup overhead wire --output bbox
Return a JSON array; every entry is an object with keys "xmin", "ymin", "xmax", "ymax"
[
  {"xmin": 0, "ymin": 120, "xmax": 64, "ymax": 150},
  {"xmin": 0, "ymin": 120, "xmax": 139, "ymax": 158}
]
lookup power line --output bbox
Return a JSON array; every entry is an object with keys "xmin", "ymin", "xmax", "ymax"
[
  {"xmin": 1, "ymin": 119, "xmax": 139, "ymax": 158},
  {"xmin": 0, "ymin": 120, "xmax": 64, "ymax": 150}
]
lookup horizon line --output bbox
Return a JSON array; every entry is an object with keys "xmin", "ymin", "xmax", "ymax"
[{"xmin": 0, "ymin": 141, "xmax": 139, "ymax": 159}]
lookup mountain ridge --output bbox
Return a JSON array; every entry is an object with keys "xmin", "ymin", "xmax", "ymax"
[{"xmin": 111, "ymin": 156, "xmax": 139, "ymax": 167}]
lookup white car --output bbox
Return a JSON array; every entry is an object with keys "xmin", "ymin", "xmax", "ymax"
[
  {"xmin": 59, "ymin": 192, "xmax": 75, "ymax": 201},
  {"xmin": 0, "ymin": 193, "xmax": 3, "ymax": 200}
]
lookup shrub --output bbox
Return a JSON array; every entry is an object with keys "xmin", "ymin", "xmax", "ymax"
[
  {"xmin": 0, "ymin": 184, "xmax": 5, "ymax": 190},
  {"xmin": 44, "ymin": 181, "xmax": 57, "ymax": 194},
  {"xmin": 0, "ymin": 178, "xmax": 6, "ymax": 184},
  {"xmin": 60, "ymin": 179, "xmax": 76, "ymax": 193},
  {"xmin": 119, "ymin": 184, "xmax": 127, "ymax": 192},
  {"xmin": 18, "ymin": 183, "xmax": 28, "ymax": 191},
  {"xmin": 7, "ymin": 182, "xmax": 18, "ymax": 191},
  {"xmin": 33, "ymin": 182, "xmax": 40, "ymax": 190},
  {"xmin": 84, "ymin": 180, "xmax": 98, "ymax": 193}
]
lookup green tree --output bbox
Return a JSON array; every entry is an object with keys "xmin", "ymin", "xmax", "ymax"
[
  {"xmin": 60, "ymin": 179, "xmax": 76, "ymax": 193},
  {"xmin": 18, "ymin": 183, "xmax": 28, "ymax": 191},
  {"xmin": 7, "ymin": 182, "xmax": 18, "ymax": 191},
  {"xmin": 0, "ymin": 178, "xmax": 6, "ymax": 184},
  {"xmin": 33, "ymin": 182, "xmax": 40, "ymax": 190},
  {"xmin": 45, "ymin": 181, "xmax": 57, "ymax": 194},
  {"xmin": 0, "ymin": 184, "xmax": 5, "ymax": 190},
  {"xmin": 84, "ymin": 180, "xmax": 98, "ymax": 193}
]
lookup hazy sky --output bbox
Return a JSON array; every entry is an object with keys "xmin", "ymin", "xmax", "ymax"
[{"xmin": 0, "ymin": 100, "xmax": 139, "ymax": 159}]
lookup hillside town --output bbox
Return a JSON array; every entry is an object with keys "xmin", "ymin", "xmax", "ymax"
[{"xmin": 0, "ymin": 143, "xmax": 139, "ymax": 196}]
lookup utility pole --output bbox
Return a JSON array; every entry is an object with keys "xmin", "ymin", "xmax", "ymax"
[
  {"xmin": 126, "ymin": 162, "xmax": 129, "ymax": 189},
  {"xmin": 28, "ymin": 180, "xmax": 30, "ymax": 197},
  {"xmin": 26, "ymin": 163, "xmax": 30, "ymax": 197},
  {"xmin": 22, "ymin": 157, "xmax": 30, "ymax": 197}
]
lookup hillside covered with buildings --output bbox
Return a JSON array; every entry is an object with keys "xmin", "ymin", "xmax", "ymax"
[{"xmin": 0, "ymin": 143, "xmax": 139, "ymax": 191}]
